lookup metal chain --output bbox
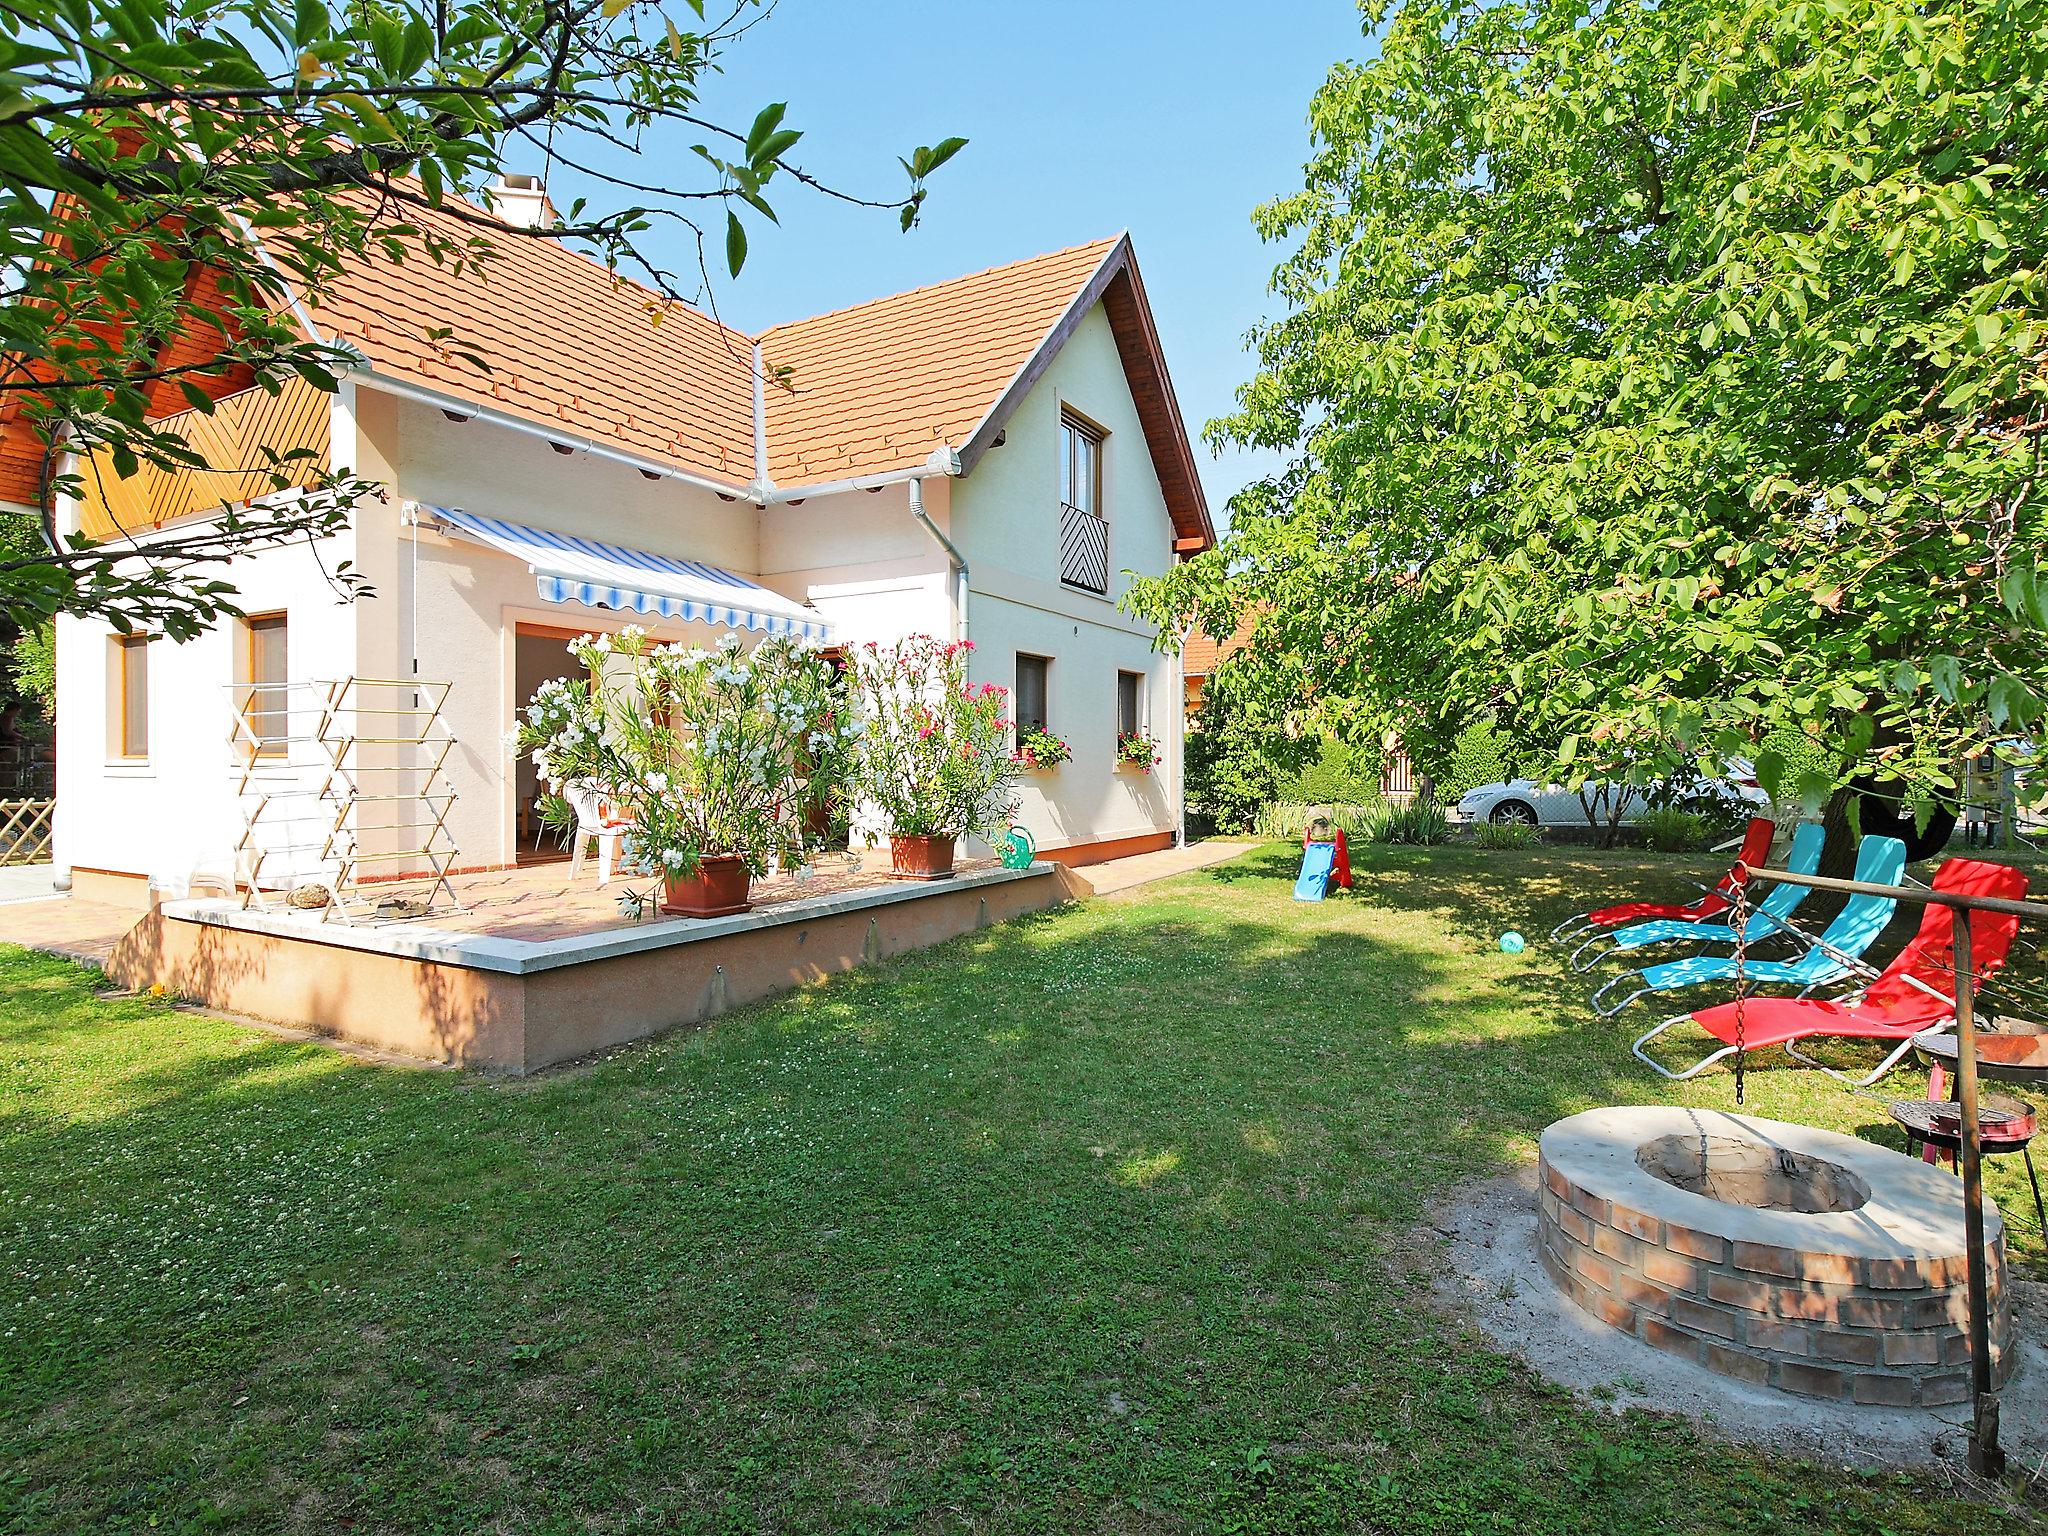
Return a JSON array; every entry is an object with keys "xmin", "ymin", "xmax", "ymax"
[{"xmin": 1729, "ymin": 870, "xmax": 1750, "ymax": 1106}]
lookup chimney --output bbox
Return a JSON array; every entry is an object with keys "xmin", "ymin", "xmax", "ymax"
[{"xmin": 490, "ymin": 172, "xmax": 558, "ymax": 230}]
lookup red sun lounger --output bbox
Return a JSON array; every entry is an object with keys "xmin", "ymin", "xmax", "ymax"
[
  {"xmin": 1550, "ymin": 816, "xmax": 1774, "ymax": 944},
  {"xmin": 1633, "ymin": 856, "xmax": 2029, "ymax": 1085}
]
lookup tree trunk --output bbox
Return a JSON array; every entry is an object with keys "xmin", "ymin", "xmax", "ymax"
[{"xmin": 1817, "ymin": 785, "xmax": 1860, "ymax": 880}]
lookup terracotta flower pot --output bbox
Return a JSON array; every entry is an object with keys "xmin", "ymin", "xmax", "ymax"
[
  {"xmin": 889, "ymin": 834, "xmax": 957, "ymax": 880},
  {"xmin": 660, "ymin": 854, "xmax": 753, "ymax": 917}
]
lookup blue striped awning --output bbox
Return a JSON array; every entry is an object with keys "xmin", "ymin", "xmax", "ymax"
[{"xmin": 414, "ymin": 504, "xmax": 829, "ymax": 641}]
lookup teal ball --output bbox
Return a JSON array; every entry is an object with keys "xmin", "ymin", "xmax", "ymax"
[{"xmin": 1499, "ymin": 931, "xmax": 1526, "ymax": 954}]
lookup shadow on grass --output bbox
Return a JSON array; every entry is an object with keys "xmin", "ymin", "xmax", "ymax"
[{"xmin": 0, "ymin": 849, "xmax": 2021, "ymax": 1535}]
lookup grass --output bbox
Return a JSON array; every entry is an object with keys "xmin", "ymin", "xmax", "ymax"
[{"xmin": 0, "ymin": 842, "xmax": 2040, "ymax": 1533}]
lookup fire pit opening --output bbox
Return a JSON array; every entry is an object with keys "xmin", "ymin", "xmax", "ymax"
[{"xmin": 1637, "ymin": 1132, "xmax": 1871, "ymax": 1215}]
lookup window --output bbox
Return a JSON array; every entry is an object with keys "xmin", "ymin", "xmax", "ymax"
[
  {"xmin": 113, "ymin": 635, "xmax": 151, "ymax": 758},
  {"xmin": 1116, "ymin": 670, "xmax": 1142, "ymax": 740},
  {"xmin": 1014, "ymin": 654, "xmax": 1049, "ymax": 736},
  {"xmin": 241, "ymin": 613, "xmax": 289, "ymax": 757},
  {"xmin": 1060, "ymin": 412, "xmax": 1103, "ymax": 517}
]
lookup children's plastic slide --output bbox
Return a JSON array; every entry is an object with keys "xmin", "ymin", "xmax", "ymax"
[{"xmin": 1294, "ymin": 840, "xmax": 1337, "ymax": 902}]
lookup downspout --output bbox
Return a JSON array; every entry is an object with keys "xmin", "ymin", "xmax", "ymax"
[
  {"xmin": 1174, "ymin": 620, "xmax": 1189, "ymax": 848},
  {"xmin": 909, "ymin": 475, "xmax": 969, "ymax": 644}
]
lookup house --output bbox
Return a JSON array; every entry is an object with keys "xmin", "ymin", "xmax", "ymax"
[
  {"xmin": 10, "ymin": 181, "xmax": 1215, "ymax": 903},
  {"xmin": 1180, "ymin": 611, "xmax": 1259, "ymax": 722}
]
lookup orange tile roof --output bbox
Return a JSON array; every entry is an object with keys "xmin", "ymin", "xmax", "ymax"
[
  {"xmin": 1182, "ymin": 609, "xmax": 1260, "ymax": 676},
  {"xmin": 2, "ymin": 192, "xmax": 1213, "ymax": 547},
  {"xmin": 307, "ymin": 196, "xmax": 760, "ymax": 485},
  {"xmin": 756, "ymin": 238, "xmax": 1117, "ymax": 484}
]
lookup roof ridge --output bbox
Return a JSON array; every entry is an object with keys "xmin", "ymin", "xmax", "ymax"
[
  {"xmin": 407, "ymin": 181, "xmax": 758, "ymax": 352},
  {"xmin": 755, "ymin": 235, "xmax": 1123, "ymax": 340}
]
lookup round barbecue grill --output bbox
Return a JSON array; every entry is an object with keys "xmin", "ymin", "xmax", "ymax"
[{"xmin": 1887, "ymin": 1091, "xmax": 2045, "ymax": 1238}]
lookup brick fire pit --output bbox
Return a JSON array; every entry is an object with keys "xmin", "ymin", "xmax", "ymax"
[{"xmin": 1537, "ymin": 1106, "xmax": 2008, "ymax": 1407}]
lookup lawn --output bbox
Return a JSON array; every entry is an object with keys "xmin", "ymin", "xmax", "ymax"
[{"xmin": 0, "ymin": 843, "xmax": 2037, "ymax": 1533}]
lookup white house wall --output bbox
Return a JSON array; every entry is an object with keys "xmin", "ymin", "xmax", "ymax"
[
  {"xmin": 350, "ymin": 391, "xmax": 773, "ymax": 869},
  {"xmin": 758, "ymin": 478, "xmax": 954, "ymax": 650},
  {"xmin": 53, "ymin": 514, "xmax": 360, "ymax": 888},
  {"xmin": 951, "ymin": 303, "xmax": 1179, "ymax": 855}
]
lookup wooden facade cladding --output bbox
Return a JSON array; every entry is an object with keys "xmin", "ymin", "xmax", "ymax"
[{"xmin": 75, "ymin": 375, "xmax": 331, "ymax": 542}]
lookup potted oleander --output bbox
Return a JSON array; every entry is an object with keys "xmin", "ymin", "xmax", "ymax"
[
  {"xmin": 519, "ymin": 628, "xmax": 855, "ymax": 917},
  {"xmin": 850, "ymin": 635, "xmax": 1018, "ymax": 879}
]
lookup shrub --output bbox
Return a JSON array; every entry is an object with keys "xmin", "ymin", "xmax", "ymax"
[
  {"xmin": 1434, "ymin": 717, "xmax": 1516, "ymax": 801},
  {"xmin": 1469, "ymin": 820, "xmax": 1539, "ymax": 850},
  {"xmin": 1254, "ymin": 800, "xmax": 1382, "ymax": 842},
  {"xmin": 1185, "ymin": 678, "xmax": 1318, "ymax": 832},
  {"xmin": 520, "ymin": 628, "xmax": 856, "ymax": 878},
  {"xmin": 1279, "ymin": 736, "xmax": 1383, "ymax": 804},
  {"xmin": 1639, "ymin": 807, "xmax": 1709, "ymax": 852},
  {"xmin": 850, "ymin": 636, "xmax": 1019, "ymax": 841},
  {"xmin": 1363, "ymin": 799, "xmax": 1450, "ymax": 845},
  {"xmin": 7, "ymin": 622, "xmax": 54, "ymax": 718}
]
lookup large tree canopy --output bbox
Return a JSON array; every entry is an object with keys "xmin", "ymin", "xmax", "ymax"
[
  {"xmin": 0, "ymin": 0, "xmax": 962, "ymax": 636},
  {"xmin": 1130, "ymin": 0, "xmax": 2047, "ymax": 827}
]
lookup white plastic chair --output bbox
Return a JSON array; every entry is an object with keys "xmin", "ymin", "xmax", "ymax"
[{"xmin": 558, "ymin": 779, "xmax": 629, "ymax": 887}]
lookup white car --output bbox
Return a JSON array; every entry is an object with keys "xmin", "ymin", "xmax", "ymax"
[{"xmin": 1456, "ymin": 770, "xmax": 1770, "ymax": 828}]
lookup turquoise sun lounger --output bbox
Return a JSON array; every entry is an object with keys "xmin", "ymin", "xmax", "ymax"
[
  {"xmin": 1578, "ymin": 823, "xmax": 1828, "ymax": 968},
  {"xmin": 1589, "ymin": 835, "xmax": 1906, "ymax": 1016}
]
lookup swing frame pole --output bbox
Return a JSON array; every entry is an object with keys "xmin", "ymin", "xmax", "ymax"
[
  {"xmin": 1730, "ymin": 861, "xmax": 2048, "ymax": 1477},
  {"xmin": 1950, "ymin": 905, "xmax": 2001, "ymax": 1477}
]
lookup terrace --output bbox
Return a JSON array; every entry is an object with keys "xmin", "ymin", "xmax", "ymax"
[{"xmin": 99, "ymin": 853, "xmax": 1080, "ymax": 1075}]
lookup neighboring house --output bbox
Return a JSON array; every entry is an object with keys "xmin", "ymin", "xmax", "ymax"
[
  {"xmin": 4, "ymin": 178, "xmax": 1215, "ymax": 900},
  {"xmin": 1180, "ymin": 612, "xmax": 1258, "ymax": 723}
]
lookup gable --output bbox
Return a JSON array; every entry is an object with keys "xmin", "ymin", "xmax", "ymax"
[
  {"xmin": 755, "ymin": 239, "xmax": 1116, "ymax": 486},
  {"xmin": 0, "ymin": 251, "xmax": 269, "ymax": 509}
]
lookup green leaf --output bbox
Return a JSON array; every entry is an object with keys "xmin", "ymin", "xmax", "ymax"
[
  {"xmin": 292, "ymin": 0, "xmax": 326, "ymax": 47},
  {"xmin": 745, "ymin": 102, "xmax": 788, "ymax": 161},
  {"xmin": 724, "ymin": 210, "xmax": 746, "ymax": 277},
  {"xmin": 1988, "ymin": 673, "xmax": 2039, "ymax": 728}
]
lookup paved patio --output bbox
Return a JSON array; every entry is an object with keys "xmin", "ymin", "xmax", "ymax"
[
  {"xmin": 0, "ymin": 872, "xmax": 137, "ymax": 965},
  {"xmin": 0, "ymin": 864, "xmax": 61, "ymax": 905},
  {"xmin": 1081, "ymin": 837, "xmax": 1259, "ymax": 894},
  {"xmin": 399, "ymin": 851, "xmax": 999, "ymax": 942}
]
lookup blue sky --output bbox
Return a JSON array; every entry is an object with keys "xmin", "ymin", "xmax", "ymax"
[{"xmin": 586, "ymin": 1, "xmax": 1374, "ymax": 518}]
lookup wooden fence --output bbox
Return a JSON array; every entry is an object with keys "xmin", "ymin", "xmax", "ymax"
[{"xmin": 0, "ymin": 799, "xmax": 54, "ymax": 865}]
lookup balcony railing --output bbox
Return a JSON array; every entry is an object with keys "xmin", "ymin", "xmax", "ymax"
[{"xmin": 1059, "ymin": 501, "xmax": 1109, "ymax": 594}]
